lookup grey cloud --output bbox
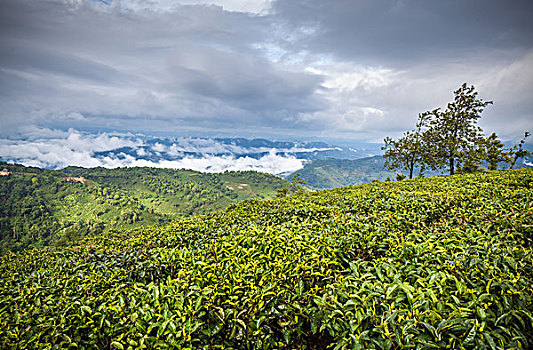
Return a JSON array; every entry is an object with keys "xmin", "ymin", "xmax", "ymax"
[
  {"xmin": 167, "ymin": 45, "xmax": 323, "ymax": 114},
  {"xmin": 0, "ymin": 0, "xmax": 531, "ymax": 145},
  {"xmin": 260, "ymin": 0, "xmax": 533, "ymax": 141},
  {"xmin": 290, "ymin": 50, "xmax": 533, "ymax": 142},
  {"xmin": 1, "ymin": 43, "xmax": 125, "ymax": 84},
  {"xmin": 0, "ymin": 0, "xmax": 325, "ymax": 135},
  {"xmin": 272, "ymin": 0, "xmax": 533, "ymax": 65}
]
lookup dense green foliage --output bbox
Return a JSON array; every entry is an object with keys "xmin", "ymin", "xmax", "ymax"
[
  {"xmin": 418, "ymin": 83, "xmax": 493, "ymax": 175},
  {"xmin": 1, "ymin": 168, "xmax": 532, "ymax": 349},
  {"xmin": 383, "ymin": 127, "xmax": 426, "ymax": 179},
  {"xmin": 507, "ymin": 132, "xmax": 532, "ymax": 169},
  {"xmin": 0, "ymin": 163, "xmax": 287, "ymax": 254},
  {"xmin": 383, "ymin": 83, "xmax": 531, "ymax": 176},
  {"xmin": 290, "ymin": 156, "xmax": 395, "ymax": 189}
]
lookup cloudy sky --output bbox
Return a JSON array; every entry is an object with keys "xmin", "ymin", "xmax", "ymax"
[{"xmin": 1, "ymin": 0, "xmax": 532, "ymax": 164}]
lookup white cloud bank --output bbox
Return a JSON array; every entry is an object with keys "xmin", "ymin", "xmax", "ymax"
[
  {"xmin": 108, "ymin": 151, "xmax": 304, "ymax": 174},
  {"xmin": 0, "ymin": 129, "xmax": 307, "ymax": 174}
]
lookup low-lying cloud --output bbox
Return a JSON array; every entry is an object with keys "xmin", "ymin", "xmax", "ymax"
[
  {"xmin": 0, "ymin": 128, "xmax": 320, "ymax": 174},
  {"xmin": 106, "ymin": 151, "xmax": 305, "ymax": 175}
]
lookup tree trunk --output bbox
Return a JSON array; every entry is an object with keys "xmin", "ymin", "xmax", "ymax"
[
  {"xmin": 449, "ymin": 158, "xmax": 455, "ymax": 175},
  {"xmin": 510, "ymin": 156, "xmax": 517, "ymax": 169},
  {"xmin": 409, "ymin": 165, "xmax": 414, "ymax": 179}
]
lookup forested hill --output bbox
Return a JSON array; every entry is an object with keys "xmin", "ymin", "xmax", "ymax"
[
  {"xmin": 0, "ymin": 163, "xmax": 287, "ymax": 254},
  {"xmin": 290, "ymin": 156, "xmax": 395, "ymax": 189},
  {"xmin": 1, "ymin": 168, "xmax": 532, "ymax": 348}
]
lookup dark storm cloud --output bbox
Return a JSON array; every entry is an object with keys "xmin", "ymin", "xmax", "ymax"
[
  {"xmin": 1, "ymin": 43, "xmax": 125, "ymax": 84},
  {"xmin": 167, "ymin": 46, "xmax": 322, "ymax": 112},
  {"xmin": 266, "ymin": 0, "xmax": 533, "ymax": 141},
  {"xmin": 0, "ymin": 0, "xmax": 325, "ymax": 136},
  {"xmin": 273, "ymin": 0, "xmax": 533, "ymax": 65}
]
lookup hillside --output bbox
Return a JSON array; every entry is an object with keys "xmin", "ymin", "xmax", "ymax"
[
  {"xmin": 291, "ymin": 154, "xmax": 533, "ymax": 189},
  {"xmin": 0, "ymin": 163, "xmax": 287, "ymax": 254},
  {"xmin": 1, "ymin": 169, "xmax": 532, "ymax": 348},
  {"xmin": 291, "ymin": 156, "xmax": 395, "ymax": 189}
]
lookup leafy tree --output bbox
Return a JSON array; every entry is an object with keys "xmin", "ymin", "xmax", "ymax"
[
  {"xmin": 276, "ymin": 187, "xmax": 289, "ymax": 197},
  {"xmin": 455, "ymin": 148, "xmax": 485, "ymax": 174},
  {"xmin": 418, "ymin": 83, "xmax": 493, "ymax": 175},
  {"xmin": 277, "ymin": 173, "xmax": 307, "ymax": 197},
  {"xmin": 482, "ymin": 132, "xmax": 506, "ymax": 170},
  {"xmin": 506, "ymin": 132, "xmax": 531, "ymax": 169},
  {"xmin": 290, "ymin": 173, "xmax": 307, "ymax": 193},
  {"xmin": 382, "ymin": 124, "xmax": 426, "ymax": 179}
]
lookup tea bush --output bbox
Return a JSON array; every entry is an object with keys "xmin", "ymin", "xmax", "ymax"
[{"xmin": 1, "ymin": 169, "xmax": 532, "ymax": 349}]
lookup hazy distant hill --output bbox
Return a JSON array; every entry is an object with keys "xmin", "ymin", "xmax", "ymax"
[
  {"xmin": 91, "ymin": 137, "xmax": 382, "ymax": 163},
  {"xmin": 290, "ymin": 156, "xmax": 395, "ymax": 189},
  {"xmin": 290, "ymin": 153, "xmax": 533, "ymax": 189},
  {"xmin": 0, "ymin": 163, "xmax": 287, "ymax": 254}
]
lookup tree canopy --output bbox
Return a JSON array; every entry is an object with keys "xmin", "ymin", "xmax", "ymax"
[
  {"xmin": 418, "ymin": 83, "xmax": 492, "ymax": 175},
  {"xmin": 382, "ymin": 126, "xmax": 425, "ymax": 179},
  {"xmin": 383, "ymin": 83, "xmax": 531, "ymax": 178}
]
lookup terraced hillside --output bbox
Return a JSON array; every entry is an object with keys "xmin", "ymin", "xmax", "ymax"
[{"xmin": 1, "ymin": 169, "xmax": 532, "ymax": 349}]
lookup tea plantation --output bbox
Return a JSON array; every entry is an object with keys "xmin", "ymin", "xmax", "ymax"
[{"xmin": 1, "ymin": 169, "xmax": 532, "ymax": 349}]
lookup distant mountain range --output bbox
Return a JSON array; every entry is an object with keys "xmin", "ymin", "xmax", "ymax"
[
  {"xmin": 0, "ymin": 133, "xmax": 383, "ymax": 174},
  {"xmin": 2, "ymin": 132, "xmax": 531, "ymax": 189},
  {"xmin": 90, "ymin": 137, "xmax": 383, "ymax": 170}
]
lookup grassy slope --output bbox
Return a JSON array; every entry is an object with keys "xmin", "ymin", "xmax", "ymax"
[
  {"xmin": 0, "ymin": 164, "xmax": 287, "ymax": 254},
  {"xmin": 1, "ymin": 168, "xmax": 532, "ymax": 349}
]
